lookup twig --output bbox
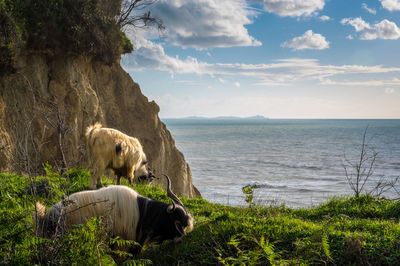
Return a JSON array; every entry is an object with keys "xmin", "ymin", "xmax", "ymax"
[{"xmin": 64, "ymin": 199, "xmax": 110, "ymax": 215}]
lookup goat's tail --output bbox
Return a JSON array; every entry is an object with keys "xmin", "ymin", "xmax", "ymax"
[
  {"xmin": 33, "ymin": 202, "xmax": 46, "ymax": 236},
  {"xmin": 85, "ymin": 122, "xmax": 102, "ymax": 141},
  {"xmin": 33, "ymin": 202, "xmax": 64, "ymax": 238},
  {"xmin": 85, "ymin": 123, "xmax": 102, "ymax": 155}
]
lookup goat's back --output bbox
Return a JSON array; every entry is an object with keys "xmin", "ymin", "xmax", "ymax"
[
  {"xmin": 86, "ymin": 125, "xmax": 144, "ymax": 167},
  {"xmin": 46, "ymin": 186, "xmax": 141, "ymax": 240}
]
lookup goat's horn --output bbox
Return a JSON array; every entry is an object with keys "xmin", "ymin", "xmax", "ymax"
[
  {"xmin": 167, "ymin": 202, "xmax": 176, "ymax": 213},
  {"xmin": 164, "ymin": 174, "xmax": 185, "ymax": 209}
]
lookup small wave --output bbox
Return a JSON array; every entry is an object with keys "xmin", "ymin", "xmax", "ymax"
[
  {"xmin": 244, "ymin": 181, "xmax": 287, "ymax": 189},
  {"xmin": 387, "ymin": 163, "xmax": 400, "ymax": 170},
  {"xmin": 252, "ymin": 160, "xmax": 322, "ymax": 171},
  {"xmin": 296, "ymin": 188, "xmax": 332, "ymax": 193}
]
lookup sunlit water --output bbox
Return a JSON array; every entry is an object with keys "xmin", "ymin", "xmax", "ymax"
[{"xmin": 163, "ymin": 119, "xmax": 400, "ymax": 208}]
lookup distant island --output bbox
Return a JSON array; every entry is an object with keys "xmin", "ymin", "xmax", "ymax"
[{"xmin": 179, "ymin": 115, "xmax": 269, "ymax": 120}]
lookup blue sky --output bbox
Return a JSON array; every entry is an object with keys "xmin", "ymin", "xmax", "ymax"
[{"xmin": 121, "ymin": 0, "xmax": 400, "ymax": 118}]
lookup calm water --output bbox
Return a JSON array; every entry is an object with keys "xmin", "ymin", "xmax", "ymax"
[{"xmin": 163, "ymin": 119, "xmax": 400, "ymax": 208}]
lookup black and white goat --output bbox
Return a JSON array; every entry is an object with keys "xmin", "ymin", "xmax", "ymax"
[{"xmin": 34, "ymin": 175, "xmax": 193, "ymax": 253}]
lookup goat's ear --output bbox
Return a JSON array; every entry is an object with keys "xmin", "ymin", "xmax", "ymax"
[
  {"xmin": 115, "ymin": 143, "xmax": 122, "ymax": 155},
  {"xmin": 116, "ymin": 142, "xmax": 127, "ymax": 154}
]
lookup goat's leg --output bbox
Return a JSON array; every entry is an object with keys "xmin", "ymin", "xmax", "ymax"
[
  {"xmin": 90, "ymin": 172, "xmax": 98, "ymax": 190},
  {"xmin": 90, "ymin": 161, "xmax": 105, "ymax": 189},
  {"xmin": 128, "ymin": 168, "xmax": 134, "ymax": 183}
]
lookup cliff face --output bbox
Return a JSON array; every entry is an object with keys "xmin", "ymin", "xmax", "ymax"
[{"xmin": 0, "ymin": 53, "xmax": 200, "ymax": 198}]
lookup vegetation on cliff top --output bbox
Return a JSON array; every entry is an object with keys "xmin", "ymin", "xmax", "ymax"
[
  {"xmin": 0, "ymin": 0, "xmax": 160, "ymax": 73},
  {"xmin": 1, "ymin": 167, "xmax": 400, "ymax": 265}
]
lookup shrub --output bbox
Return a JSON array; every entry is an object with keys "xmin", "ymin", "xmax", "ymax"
[
  {"xmin": 0, "ymin": 0, "xmax": 134, "ymax": 72},
  {"xmin": 0, "ymin": 0, "xmax": 22, "ymax": 74}
]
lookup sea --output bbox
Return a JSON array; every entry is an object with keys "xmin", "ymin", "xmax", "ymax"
[{"xmin": 162, "ymin": 118, "xmax": 400, "ymax": 208}]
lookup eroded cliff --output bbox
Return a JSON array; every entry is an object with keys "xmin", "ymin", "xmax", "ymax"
[{"xmin": 0, "ymin": 53, "xmax": 200, "ymax": 198}]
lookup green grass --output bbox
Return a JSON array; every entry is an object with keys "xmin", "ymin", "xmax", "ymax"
[{"xmin": 1, "ymin": 167, "xmax": 400, "ymax": 265}]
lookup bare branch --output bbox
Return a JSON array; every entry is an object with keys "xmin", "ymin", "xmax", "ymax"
[
  {"xmin": 343, "ymin": 126, "xmax": 378, "ymax": 197},
  {"xmin": 116, "ymin": 0, "xmax": 164, "ymax": 31},
  {"xmin": 343, "ymin": 126, "xmax": 399, "ymax": 199}
]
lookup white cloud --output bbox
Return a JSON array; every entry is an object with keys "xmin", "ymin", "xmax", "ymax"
[
  {"xmin": 122, "ymin": 38, "xmax": 400, "ymax": 86},
  {"xmin": 122, "ymin": 37, "xmax": 206, "ymax": 73},
  {"xmin": 346, "ymin": 35, "xmax": 354, "ymax": 39},
  {"xmin": 341, "ymin": 17, "xmax": 400, "ymax": 40},
  {"xmin": 385, "ymin": 88, "xmax": 396, "ymax": 93},
  {"xmin": 319, "ymin": 15, "xmax": 331, "ymax": 21},
  {"xmin": 341, "ymin": 17, "xmax": 371, "ymax": 32},
  {"xmin": 321, "ymin": 78, "xmax": 400, "ymax": 87},
  {"xmin": 173, "ymin": 80, "xmax": 201, "ymax": 86},
  {"xmin": 235, "ymin": 81, "xmax": 241, "ymax": 87},
  {"xmin": 362, "ymin": 19, "xmax": 400, "ymax": 40},
  {"xmin": 380, "ymin": 0, "xmax": 400, "ymax": 11},
  {"xmin": 146, "ymin": 0, "xmax": 261, "ymax": 49},
  {"xmin": 362, "ymin": 3, "xmax": 376, "ymax": 14},
  {"xmin": 281, "ymin": 30, "xmax": 330, "ymax": 50},
  {"xmin": 252, "ymin": 0, "xmax": 325, "ymax": 17}
]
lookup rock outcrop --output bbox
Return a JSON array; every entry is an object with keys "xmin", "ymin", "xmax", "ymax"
[{"xmin": 0, "ymin": 53, "xmax": 200, "ymax": 198}]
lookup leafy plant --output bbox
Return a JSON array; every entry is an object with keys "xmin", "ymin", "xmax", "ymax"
[
  {"xmin": 242, "ymin": 184, "xmax": 260, "ymax": 208},
  {"xmin": 219, "ymin": 234, "xmax": 283, "ymax": 265}
]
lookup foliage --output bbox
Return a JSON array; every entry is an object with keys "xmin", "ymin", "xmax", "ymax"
[
  {"xmin": 219, "ymin": 234, "xmax": 283, "ymax": 265},
  {"xmin": 242, "ymin": 184, "xmax": 260, "ymax": 208},
  {"xmin": 0, "ymin": 0, "xmax": 22, "ymax": 74},
  {"xmin": 0, "ymin": 167, "xmax": 117, "ymax": 265},
  {"xmin": 139, "ymin": 191, "xmax": 400, "ymax": 265},
  {"xmin": 0, "ymin": 0, "xmax": 135, "ymax": 72},
  {"xmin": 1, "ymin": 168, "xmax": 400, "ymax": 265}
]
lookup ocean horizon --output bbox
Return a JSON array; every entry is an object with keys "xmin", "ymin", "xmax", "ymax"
[{"xmin": 163, "ymin": 118, "xmax": 400, "ymax": 208}]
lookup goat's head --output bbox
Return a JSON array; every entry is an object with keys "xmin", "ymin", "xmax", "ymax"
[
  {"xmin": 134, "ymin": 152, "xmax": 155, "ymax": 182},
  {"xmin": 163, "ymin": 175, "xmax": 193, "ymax": 243}
]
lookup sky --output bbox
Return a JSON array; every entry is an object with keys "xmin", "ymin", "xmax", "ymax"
[{"xmin": 121, "ymin": 0, "xmax": 400, "ymax": 119}]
